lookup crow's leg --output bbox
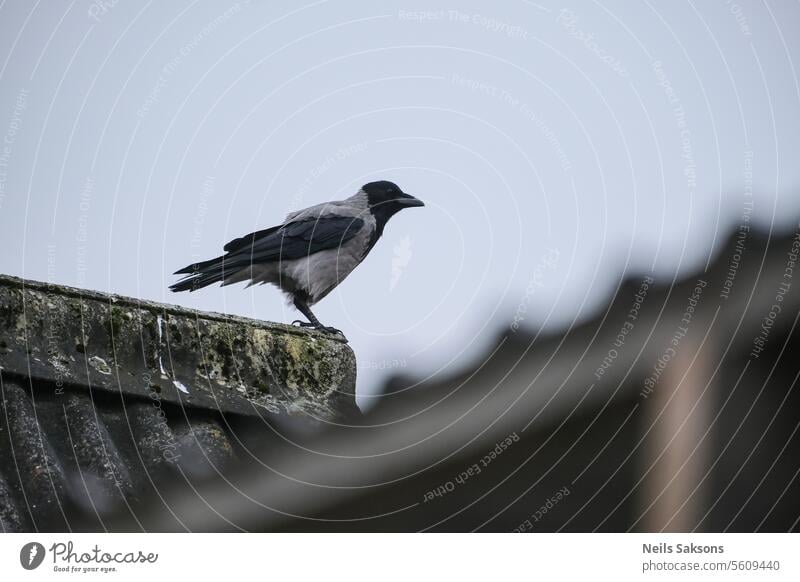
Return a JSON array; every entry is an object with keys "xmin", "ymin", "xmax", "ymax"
[
  {"xmin": 292, "ymin": 296, "xmax": 343, "ymax": 336},
  {"xmin": 292, "ymin": 295, "xmax": 322, "ymax": 326}
]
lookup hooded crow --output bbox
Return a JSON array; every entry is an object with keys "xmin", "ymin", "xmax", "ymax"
[{"xmin": 170, "ymin": 180, "xmax": 424, "ymax": 335}]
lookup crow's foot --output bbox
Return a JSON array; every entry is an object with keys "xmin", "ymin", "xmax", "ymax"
[
  {"xmin": 291, "ymin": 320, "xmax": 345, "ymax": 337},
  {"xmin": 317, "ymin": 325, "xmax": 344, "ymax": 336}
]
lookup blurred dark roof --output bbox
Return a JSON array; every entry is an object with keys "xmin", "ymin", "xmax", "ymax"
[
  {"xmin": 4, "ymin": 223, "xmax": 800, "ymax": 532},
  {"xmin": 90, "ymin": 225, "xmax": 800, "ymax": 532},
  {"xmin": 0, "ymin": 275, "xmax": 358, "ymax": 532}
]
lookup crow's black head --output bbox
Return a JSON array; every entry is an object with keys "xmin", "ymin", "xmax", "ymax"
[
  {"xmin": 360, "ymin": 180, "xmax": 424, "ymax": 248},
  {"xmin": 362, "ymin": 181, "xmax": 424, "ymax": 213}
]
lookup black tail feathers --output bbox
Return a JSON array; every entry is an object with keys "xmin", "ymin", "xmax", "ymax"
[{"xmin": 169, "ymin": 256, "xmax": 225, "ymax": 292}]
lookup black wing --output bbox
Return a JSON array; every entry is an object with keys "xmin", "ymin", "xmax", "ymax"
[
  {"xmin": 223, "ymin": 225, "xmax": 282, "ymax": 253},
  {"xmin": 244, "ymin": 216, "xmax": 365, "ymax": 262},
  {"xmin": 172, "ymin": 215, "xmax": 366, "ymax": 281}
]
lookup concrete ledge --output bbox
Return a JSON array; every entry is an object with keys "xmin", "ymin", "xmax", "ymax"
[{"xmin": 0, "ymin": 274, "xmax": 358, "ymax": 422}]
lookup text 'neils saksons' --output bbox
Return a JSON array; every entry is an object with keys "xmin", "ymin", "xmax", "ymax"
[{"xmin": 643, "ymin": 543, "xmax": 724, "ymax": 554}]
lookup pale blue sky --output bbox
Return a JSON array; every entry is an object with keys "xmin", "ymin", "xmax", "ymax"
[{"xmin": 1, "ymin": 0, "xmax": 799, "ymax": 407}]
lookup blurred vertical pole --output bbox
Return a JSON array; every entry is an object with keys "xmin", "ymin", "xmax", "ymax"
[{"xmin": 640, "ymin": 334, "xmax": 714, "ymax": 531}]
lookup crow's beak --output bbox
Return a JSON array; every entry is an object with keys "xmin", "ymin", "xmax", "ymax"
[{"xmin": 396, "ymin": 193, "xmax": 425, "ymax": 207}]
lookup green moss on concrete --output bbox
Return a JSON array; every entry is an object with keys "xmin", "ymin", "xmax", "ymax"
[{"xmin": 0, "ymin": 274, "xmax": 359, "ymax": 422}]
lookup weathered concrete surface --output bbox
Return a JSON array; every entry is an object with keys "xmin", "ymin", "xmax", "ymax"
[{"xmin": 0, "ymin": 274, "xmax": 358, "ymax": 422}]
